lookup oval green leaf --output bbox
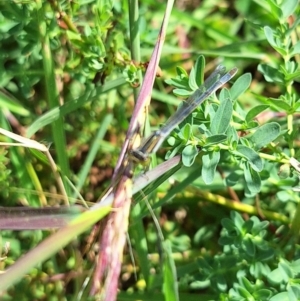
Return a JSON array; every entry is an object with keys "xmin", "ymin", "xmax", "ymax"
[
  {"xmin": 244, "ymin": 164, "xmax": 261, "ymax": 196},
  {"xmin": 248, "ymin": 122, "xmax": 280, "ymax": 150},
  {"xmin": 211, "ymin": 98, "xmax": 233, "ymax": 134},
  {"xmin": 235, "ymin": 145, "xmax": 263, "ymax": 172},
  {"xmin": 202, "ymin": 150, "xmax": 220, "ymax": 184},
  {"xmin": 182, "ymin": 144, "xmax": 199, "ymax": 167},
  {"xmin": 230, "ymin": 73, "xmax": 252, "ymax": 101},
  {"xmin": 245, "ymin": 105, "xmax": 269, "ymax": 123}
]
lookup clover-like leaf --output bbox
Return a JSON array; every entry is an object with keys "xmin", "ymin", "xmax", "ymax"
[
  {"xmin": 189, "ymin": 55, "xmax": 205, "ymax": 89},
  {"xmin": 258, "ymin": 64, "xmax": 285, "ymax": 84},
  {"xmin": 182, "ymin": 144, "xmax": 199, "ymax": 167},
  {"xmin": 264, "ymin": 26, "xmax": 287, "ymax": 56},
  {"xmin": 226, "ymin": 171, "xmax": 242, "ymax": 186},
  {"xmin": 235, "ymin": 145, "xmax": 263, "ymax": 172},
  {"xmin": 230, "ymin": 73, "xmax": 252, "ymax": 102},
  {"xmin": 205, "ymin": 134, "xmax": 227, "ymax": 146},
  {"xmin": 202, "ymin": 150, "xmax": 220, "ymax": 184},
  {"xmin": 211, "ymin": 98, "xmax": 233, "ymax": 135},
  {"xmin": 242, "ymin": 235, "xmax": 256, "ymax": 257},
  {"xmin": 248, "ymin": 122, "xmax": 280, "ymax": 150},
  {"xmin": 244, "ymin": 163, "xmax": 261, "ymax": 196},
  {"xmin": 245, "ymin": 105, "xmax": 269, "ymax": 123},
  {"xmin": 279, "ymin": 0, "xmax": 298, "ymax": 19}
]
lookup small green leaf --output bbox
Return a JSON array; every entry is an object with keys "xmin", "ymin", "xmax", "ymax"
[
  {"xmin": 198, "ymin": 124, "xmax": 210, "ymax": 137},
  {"xmin": 226, "ymin": 126, "xmax": 239, "ymax": 143},
  {"xmin": 242, "ymin": 218, "xmax": 254, "ymax": 234},
  {"xmin": 230, "ymin": 211, "xmax": 245, "ymax": 232},
  {"xmin": 165, "ymin": 143, "xmax": 182, "ymax": 160},
  {"xmin": 245, "ymin": 105, "xmax": 269, "ymax": 123},
  {"xmin": 253, "ymin": 289, "xmax": 272, "ymax": 299},
  {"xmin": 182, "ymin": 144, "xmax": 199, "ymax": 167},
  {"xmin": 165, "ymin": 66, "xmax": 189, "ymax": 89},
  {"xmin": 251, "ymin": 219, "xmax": 269, "ymax": 235},
  {"xmin": 285, "ymin": 69, "xmax": 300, "ymax": 82},
  {"xmin": 268, "ymin": 268, "xmax": 284, "ymax": 285},
  {"xmin": 291, "ymin": 41, "xmax": 300, "ymax": 56},
  {"xmin": 284, "ymin": 60, "xmax": 297, "ymax": 74},
  {"xmin": 181, "ymin": 123, "xmax": 193, "ymax": 140},
  {"xmin": 280, "ymin": 0, "xmax": 298, "ymax": 19},
  {"xmin": 66, "ymin": 30, "xmax": 82, "ymax": 41},
  {"xmin": 294, "ymin": 101, "xmax": 300, "ymax": 111},
  {"xmin": 189, "ymin": 280, "xmax": 211, "ymax": 290},
  {"xmin": 258, "ymin": 64, "xmax": 285, "ymax": 84},
  {"xmin": 256, "ymin": 247, "xmax": 274, "ymax": 262},
  {"xmin": 270, "ymin": 292, "xmax": 290, "ymax": 301},
  {"xmin": 264, "ymin": 0, "xmax": 282, "ymax": 18},
  {"xmin": 288, "ymin": 284, "xmax": 300, "ymax": 300},
  {"xmin": 264, "ymin": 26, "xmax": 282, "ymax": 50},
  {"xmin": 244, "ymin": 164, "xmax": 261, "ymax": 196},
  {"xmin": 230, "ymin": 73, "xmax": 252, "ymax": 101},
  {"xmin": 268, "ymin": 99, "xmax": 291, "ymax": 111},
  {"xmin": 237, "ymin": 285, "xmax": 253, "ymax": 298},
  {"xmin": 176, "ymin": 66, "xmax": 188, "ymax": 77},
  {"xmin": 202, "ymin": 150, "xmax": 220, "ymax": 184},
  {"xmin": 211, "ymin": 98, "xmax": 233, "ymax": 135},
  {"xmin": 205, "ymin": 134, "xmax": 227, "ymax": 146},
  {"xmin": 219, "ymin": 87, "xmax": 231, "ymax": 102},
  {"xmin": 235, "ymin": 145, "xmax": 263, "ymax": 172},
  {"xmin": 250, "ymin": 261, "xmax": 270, "ymax": 278},
  {"xmin": 241, "ymin": 277, "xmax": 255, "ymax": 293},
  {"xmin": 246, "ymin": 121, "xmax": 259, "ymax": 129},
  {"xmin": 242, "ymin": 235, "xmax": 256, "ymax": 257},
  {"xmin": 189, "ymin": 66, "xmax": 199, "ymax": 91},
  {"xmin": 191, "ymin": 55, "xmax": 205, "ymax": 88},
  {"xmin": 194, "ymin": 225, "xmax": 215, "ymax": 244},
  {"xmin": 173, "ymin": 88, "xmax": 192, "ymax": 97},
  {"xmin": 248, "ymin": 122, "xmax": 280, "ymax": 150},
  {"xmin": 279, "ymin": 259, "xmax": 293, "ymax": 279},
  {"xmin": 221, "ymin": 218, "xmax": 236, "ymax": 232},
  {"xmin": 216, "ymin": 275, "xmax": 227, "ymax": 292},
  {"xmin": 165, "ymin": 78, "xmax": 189, "ymax": 89},
  {"xmin": 290, "ymin": 258, "xmax": 300, "ymax": 273},
  {"xmin": 226, "ymin": 171, "xmax": 242, "ymax": 186}
]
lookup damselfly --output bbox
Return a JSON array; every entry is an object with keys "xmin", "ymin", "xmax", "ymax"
[{"xmin": 130, "ymin": 65, "xmax": 238, "ymax": 162}]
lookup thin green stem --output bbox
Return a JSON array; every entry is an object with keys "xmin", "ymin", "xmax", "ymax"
[
  {"xmin": 218, "ymin": 144, "xmax": 290, "ymax": 164},
  {"xmin": 37, "ymin": 2, "xmax": 70, "ymax": 194},
  {"xmin": 128, "ymin": 0, "xmax": 143, "ymax": 100}
]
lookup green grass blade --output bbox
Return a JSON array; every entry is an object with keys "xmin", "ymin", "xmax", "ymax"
[{"xmin": 0, "ymin": 205, "xmax": 111, "ymax": 292}]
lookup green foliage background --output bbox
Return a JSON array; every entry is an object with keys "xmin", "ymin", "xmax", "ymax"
[{"xmin": 0, "ymin": 0, "xmax": 300, "ymax": 300}]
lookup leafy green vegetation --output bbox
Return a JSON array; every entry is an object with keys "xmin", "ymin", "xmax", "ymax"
[{"xmin": 0, "ymin": 0, "xmax": 300, "ymax": 300}]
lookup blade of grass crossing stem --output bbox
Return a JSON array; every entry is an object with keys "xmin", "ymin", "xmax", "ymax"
[
  {"xmin": 12, "ymin": 148, "xmax": 46, "ymax": 206},
  {"xmin": 0, "ymin": 120, "xmax": 46, "ymax": 206},
  {"xmin": 38, "ymin": 2, "xmax": 70, "ymax": 194},
  {"xmin": 0, "ymin": 90, "xmax": 30, "ymax": 116},
  {"xmin": 129, "ymin": 203, "xmax": 150, "ymax": 286},
  {"xmin": 0, "ymin": 205, "xmax": 111, "ymax": 292},
  {"xmin": 162, "ymin": 240, "xmax": 179, "ymax": 301}
]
